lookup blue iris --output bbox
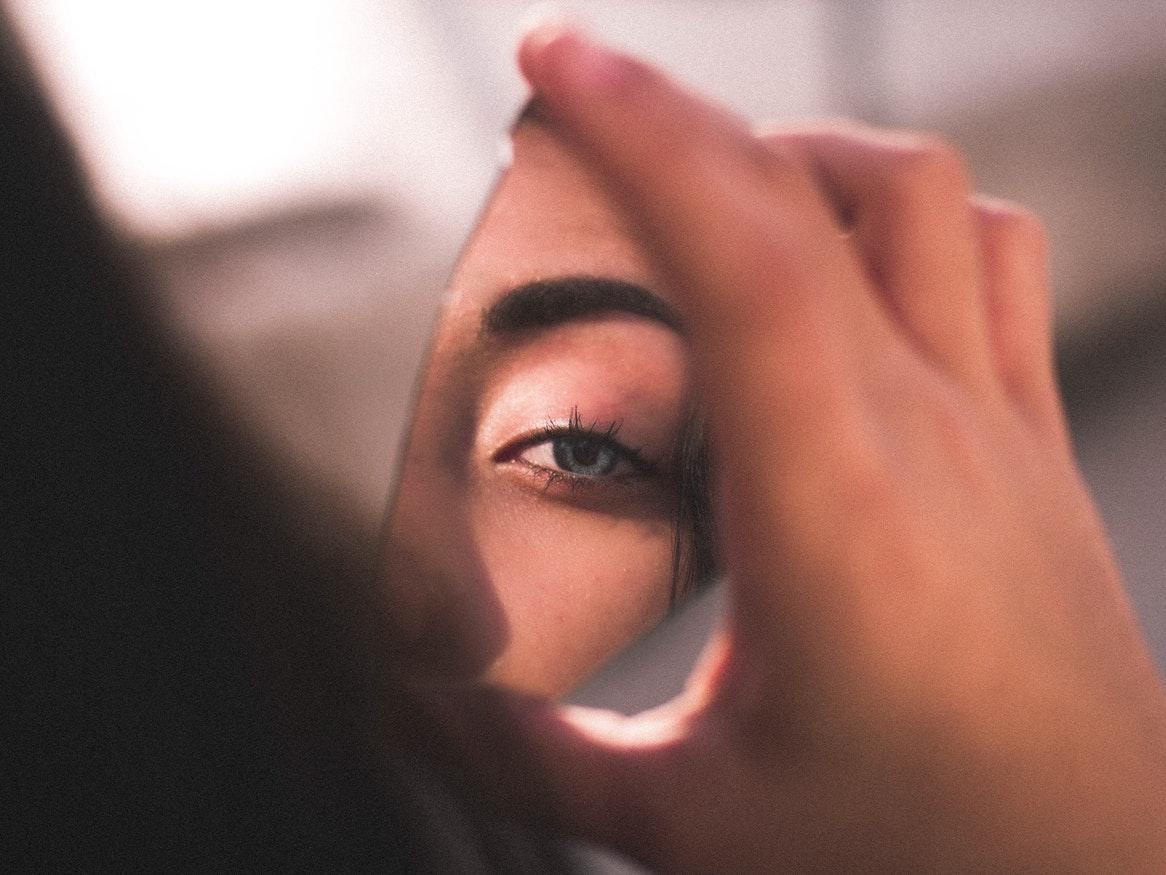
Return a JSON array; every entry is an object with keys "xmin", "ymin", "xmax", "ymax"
[{"xmin": 551, "ymin": 436, "xmax": 619, "ymax": 477}]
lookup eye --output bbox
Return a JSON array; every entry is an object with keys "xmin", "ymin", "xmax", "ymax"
[
  {"xmin": 521, "ymin": 433, "xmax": 626, "ymax": 478},
  {"xmin": 492, "ymin": 406, "xmax": 658, "ymax": 489}
]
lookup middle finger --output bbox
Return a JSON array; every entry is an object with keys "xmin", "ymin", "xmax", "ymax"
[{"xmin": 772, "ymin": 125, "xmax": 995, "ymax": 396}]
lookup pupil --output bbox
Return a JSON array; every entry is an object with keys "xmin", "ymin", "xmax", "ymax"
[
  {"xmin": 552, "ymin": 437, "xmax": 617, "ymax": 475},
  {"xmin": 571, "ymin": 440, "xmax": 600, "ymax": 467}
]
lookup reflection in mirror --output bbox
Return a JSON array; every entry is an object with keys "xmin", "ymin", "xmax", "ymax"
[
  {"xmin": 384, "ymin": 105, "xmax": 717, "ymax": 695},
  {"xmin": 371, "ymin": 3, "xmax": 1166, "ymax": 708}
]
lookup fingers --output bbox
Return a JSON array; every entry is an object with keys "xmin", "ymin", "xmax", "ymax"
[
  {"xmin": 773, "ymin": 126, "xmax": 995, "ymax": 395},
  {"xmin": 764, "ymin": 127, "xmax": 1064, "ymax": 445},
  {"xmin": 518, "ymin": 27, "xmax": 902, "ymax": 640},
  {"xmin": 517, "ymin": 26, "xmax": 894, "ymax": 411},
  {"xmin": 518, "ymin": 27, "xmax": 1068, "ymax": 665},
  {"xmin": 419, "ymin": 679, "xmax": 695, "ymax": 868},
  {"xmin": 972, "ymin": 197, "xmax": 1069, "ymax": 449}
]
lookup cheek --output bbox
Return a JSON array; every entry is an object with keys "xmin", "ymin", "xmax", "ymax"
[
  {"xmin": 475, "ymin": 496, "xmax": 675, "ymax": 695},
  {"xmin": 380, "ymin": 459, "xmax": 511, "ymax": 677}
]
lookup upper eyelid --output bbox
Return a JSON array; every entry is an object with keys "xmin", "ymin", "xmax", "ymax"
[
  {"xmin": 491, "ymin": 422, "xmax": 656, "ymax": 475},
  {"xmin": 493, "ymin": 424, "xmax": 630, "ymax": 459},
  {"xmin": 543, "ymin": 405, "xmax": 624, "ymax": 441},
  {"xmin": 491, "ymin": 405, "xmax": 626, "ymax": 459}
]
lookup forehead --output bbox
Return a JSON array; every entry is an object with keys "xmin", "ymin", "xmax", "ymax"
[{"xmin": 444, "ymin": 117, "xmax": 661, "ymax": 310}]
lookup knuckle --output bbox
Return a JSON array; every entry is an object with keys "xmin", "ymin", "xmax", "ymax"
[
  {"xmin": 757, "ymin": 116, "xmax": 868, "ymax": 146},
  {"xmin": 884, "ymin": 134, "xmax": 970, "ymax": 200},
  {"xmin": 748, "ymin": 132, "xmax": 809, "ymax": 184},
  {"xmin": 753, "ymin": 123, "xmax": 788, "ymax": 151},
  {"xmin": 818, "ymin": 420, "xmax": 906, "ymax": 528},
  {"xmin": 839, "ymin": 448, "xmax": 902, "ymax": 520},
  {"xmin": 977, "ymin": 199, "xmax": 1048, "ymax": 254},
  {"xmin": 745, "ymin": 129, "xmax": 784, "ymax": 166}
]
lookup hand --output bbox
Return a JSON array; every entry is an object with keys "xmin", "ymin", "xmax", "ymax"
[{"xmin": 432, "ymin": 28, "xmax": 1166, "ymax": 872}]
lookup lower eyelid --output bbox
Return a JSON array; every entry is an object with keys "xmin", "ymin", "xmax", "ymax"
[
  {"xmin": 514, "ymin": 454, "xmax": 637, "ymax": 484},
  {"xmin": 508, "ymin": 459, "xmax": 648, "ymax": 504},
  {"xmin": 490, "ymin": 451, "xmax": 679, "ymax": 517}
]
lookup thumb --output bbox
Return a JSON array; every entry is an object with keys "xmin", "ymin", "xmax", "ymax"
[
  {"xmin": 410, "ymin": 631, "xmax": 746, "ymax": 866},
  {"xmin": 409, "ymin": 676, "xmax": 703, "ymax": 866}
]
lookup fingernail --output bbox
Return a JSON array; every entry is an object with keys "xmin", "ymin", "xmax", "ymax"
[
  {"xmin": 520, "ymin": 23, "xmax": 630, "ymax": 94},
  {"xmin": 515, "ymin": 2, "xmax": 567, "ymax": 65}
]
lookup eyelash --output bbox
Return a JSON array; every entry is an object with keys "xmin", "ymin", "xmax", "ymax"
[{"xmin": 496, "ymin": 405, "xmax": 657, "ymax": 493}]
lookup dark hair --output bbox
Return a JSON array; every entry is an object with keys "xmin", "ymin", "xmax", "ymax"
[
  {"xmin": 671, "ymin": 414, "xmax": 718, "ymax": 606},
  {"xmin": 3, "ymin": 15, "xmax": 563, "ymax": 870}
]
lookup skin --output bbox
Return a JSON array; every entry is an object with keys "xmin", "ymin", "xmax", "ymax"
[
  {"xmin": 383, "ymin": 116, "xmax": 694, "ymax": 696},
  {"xmin": 426, "ymin": 28, "xmax": 1166, "ymax": 872}
]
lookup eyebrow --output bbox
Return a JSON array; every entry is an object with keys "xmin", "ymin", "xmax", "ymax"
[{"xmin": 481, "ymin": 276, "xmax": 683, "ymax": 336}]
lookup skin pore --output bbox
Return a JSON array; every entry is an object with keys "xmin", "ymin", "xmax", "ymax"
[{"xmin": 383, "ymin": 111, "xmax": 709, "ymax": 696}]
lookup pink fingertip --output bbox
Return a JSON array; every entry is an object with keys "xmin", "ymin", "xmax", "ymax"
[{"xmin": 518, "ymin": 24, "xmax": 632, "ymax": 95}]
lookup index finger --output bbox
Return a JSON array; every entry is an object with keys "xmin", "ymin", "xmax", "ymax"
[
  {"xmin": 519, "ymin": 27, "xmax": 898, "ymax": 640},
  {"xmin": 519, "ymin": 27, "xmax": 888, "ymax": 359}
]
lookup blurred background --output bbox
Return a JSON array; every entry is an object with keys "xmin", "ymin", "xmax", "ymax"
[{"xmin": 10, "ymin": 0, "xmax": 1166, "ymax": 706}]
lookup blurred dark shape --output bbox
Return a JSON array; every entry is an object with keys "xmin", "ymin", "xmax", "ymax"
[
  {"xmin": 941, "ymin": 62, "xmax": 1166, "ymax": 344},
  {"xmin": 1, "ymin": 12, "xmax": 559, "ymax": 871},
  {"xmin": 1059, "ymin": 274, "xmax": 1166, "ymax": 678},
  {"xmin": 1059, "ymin": 276, "xmax": 1166, "ymax": 413}
]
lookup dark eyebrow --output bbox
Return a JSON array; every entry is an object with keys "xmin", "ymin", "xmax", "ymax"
[{"xmin": 481, "ymin": 275, "xmax": 683, "ymax": 336}]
